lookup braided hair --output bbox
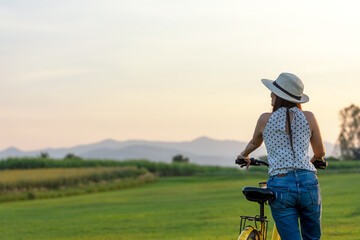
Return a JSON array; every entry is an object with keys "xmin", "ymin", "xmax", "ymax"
[{"xmin": 272, "ymin": 96, "xmax": 302, "ymax": 150}]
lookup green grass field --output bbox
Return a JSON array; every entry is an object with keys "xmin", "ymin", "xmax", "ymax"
[{"xmin": 0, "ymin": 172, "xmax": 359, "ymax": 240}]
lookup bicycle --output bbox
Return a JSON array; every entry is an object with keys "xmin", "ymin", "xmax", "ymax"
[{"xmin": 234, "ymin": 158, "xmax": 327, "ymax": 240}]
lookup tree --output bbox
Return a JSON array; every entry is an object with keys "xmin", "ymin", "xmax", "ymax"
[
  {"xmin": 64, "ymin": 153, "xmax": 82, "ymax": 160},
  {"xmin": 172, "ymin": 154, "xmax": 189, "ymax": 163},
  {"xmin": 338, "ymin": 104, "xmax": 360, "ymax": 160},
  {"xmin": 39, "ymin": 152, "xmax": 49, "ymax": 159}
]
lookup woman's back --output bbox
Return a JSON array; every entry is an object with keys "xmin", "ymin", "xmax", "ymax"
[{"xmin": 263, "ymin": 107, "xmax": 316, "ymax": 176}]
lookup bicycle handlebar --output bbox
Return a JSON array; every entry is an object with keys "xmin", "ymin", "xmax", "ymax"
[
  {"xmin": 235, "ymin": 158, "xmax": 269, "ymax": 167},
  {"xmin": 235, "ymin": 158, "xmax": 328, "ymax": 170},
  {"xmin": 312, "ymin": 160, "xmax": 328, "ymax": 170}
]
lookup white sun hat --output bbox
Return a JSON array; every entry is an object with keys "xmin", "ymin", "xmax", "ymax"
[{"xmin": 261, "ymin": 72, "xmax": 309, "ymax": 103}]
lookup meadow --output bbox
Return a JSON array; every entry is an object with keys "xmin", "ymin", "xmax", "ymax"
[
  {"xmin": 0, "ymin": 165, "xmax": 359, "ymax": 239},
  {"xmin": 0, "ymin": 166, "xmax": 156, "ymax": 202},
  {"xmin": 0, "ymin": 158, "xmax": 239, "ymax": 202}
]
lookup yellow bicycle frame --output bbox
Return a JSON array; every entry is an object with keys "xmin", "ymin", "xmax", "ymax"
[
  {"xmin": 237, "ymin": 226, "xmax": 258, "ymax": 240},
  {"xmin": 271, "ymin": 225, "xmax": 281, "ymax": 240},
  {"xmin": 237, "ymin": 221, "xmax": 281, "ymax": 240}
]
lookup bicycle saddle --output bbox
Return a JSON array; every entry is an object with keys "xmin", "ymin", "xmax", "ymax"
[{"xmin": 242, "ymin": 187, "xmax": 274, "ymax": 204}]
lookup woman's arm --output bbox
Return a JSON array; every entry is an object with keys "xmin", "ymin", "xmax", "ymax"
[
  {"xmin": 238, "ymin": 113, "xmax": 270, "ymax": 168},
  {"xmin": 304, "ymin": 111, "xmax": 325, "ymax": 162}
]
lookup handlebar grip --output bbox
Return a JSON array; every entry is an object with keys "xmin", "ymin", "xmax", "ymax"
[
  {"xmin": 235, "ymin": 158, "xmax": 261, "ymax": 166},
  {"xmin": 235, "ymin": 159, "xmax": 246, "ymax": 165},
  {"xmin": 312, "ymin": 161, "xmax": 328, "ymax": 170}
]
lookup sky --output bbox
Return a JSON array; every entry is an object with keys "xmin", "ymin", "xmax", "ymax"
[{"xmin": 1, "ymin": 0, "xmax": 360, "ymax": 151}]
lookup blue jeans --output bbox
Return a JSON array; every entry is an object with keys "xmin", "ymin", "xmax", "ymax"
[{"xmin": 267, "ymin": 170, "xmax": 322, "ymax": 240}]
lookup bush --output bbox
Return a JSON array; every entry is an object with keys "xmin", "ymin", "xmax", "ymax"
[{"xmin": 172, "ymin": 154, "xmax": 189, "ymax": 163}]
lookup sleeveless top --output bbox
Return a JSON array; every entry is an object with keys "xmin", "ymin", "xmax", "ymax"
[{"xmin": 263, "ymin": 107, "xmax": 316, "ymax": 176}]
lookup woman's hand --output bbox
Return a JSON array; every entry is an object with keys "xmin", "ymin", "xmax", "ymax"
[
  {"xmin": 310, "ymin": 155, "xmax": 325, "ymax": 163},
  {"xmin": 237, "ymin": 154, "xmax": 251, "ymax": 169}
]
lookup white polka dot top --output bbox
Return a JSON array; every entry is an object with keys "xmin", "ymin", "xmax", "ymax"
[{"xmin": 263, "ymin": 107, "xmax": 316, "ymax": 176}]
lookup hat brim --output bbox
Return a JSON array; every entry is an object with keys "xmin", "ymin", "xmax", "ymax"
[{"xmin": 261, "ymin": 79, "xmax": 309, "ymax": 104}]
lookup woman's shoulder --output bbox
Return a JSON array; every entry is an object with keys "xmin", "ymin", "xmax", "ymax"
[
  {"xmin": 255, "ymin": 112, "xmax": 272, "ymax": 133},
  {"xmin": 259, "ymin": 112, "xmax": 272, "ymax": 124},
  {"xmin": 260, "ymin": 112, "xmax": 272, "ymax": 118},
  {"xmin": 302, "ymin": 111, "xmax": 317, "ymax": 129},
  {"xmin": 302, "ymin": 111, "xmax": 316, "ymax": 120}
]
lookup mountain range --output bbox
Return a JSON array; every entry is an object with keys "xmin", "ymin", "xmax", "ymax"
[{"xmin": 0, "ymin": 137, "xmax": 337, "ymax": 166}]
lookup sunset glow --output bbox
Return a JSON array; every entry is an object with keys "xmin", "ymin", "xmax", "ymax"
[{"xmin": 1, "ymin": 0, "xmax": 359, "ymax": 150}]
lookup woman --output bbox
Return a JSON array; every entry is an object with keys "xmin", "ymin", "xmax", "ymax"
[{"xmin": 237, "ymin": 73, "xmax": 325, "ymax": 240}]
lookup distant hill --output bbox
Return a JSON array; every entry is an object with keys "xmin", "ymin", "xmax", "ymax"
[{"xmin": 0, "ymin": 137, "xmax": 337, "ymax": 166}]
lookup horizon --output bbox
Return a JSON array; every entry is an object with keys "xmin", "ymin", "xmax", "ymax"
[
  {"xmin": 2, "ymin": 1, "xmax": 359, "ymax": 151},
  {"xmin": 1, "ymin": 135, "xmax": 337, "ymax": 152}
]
